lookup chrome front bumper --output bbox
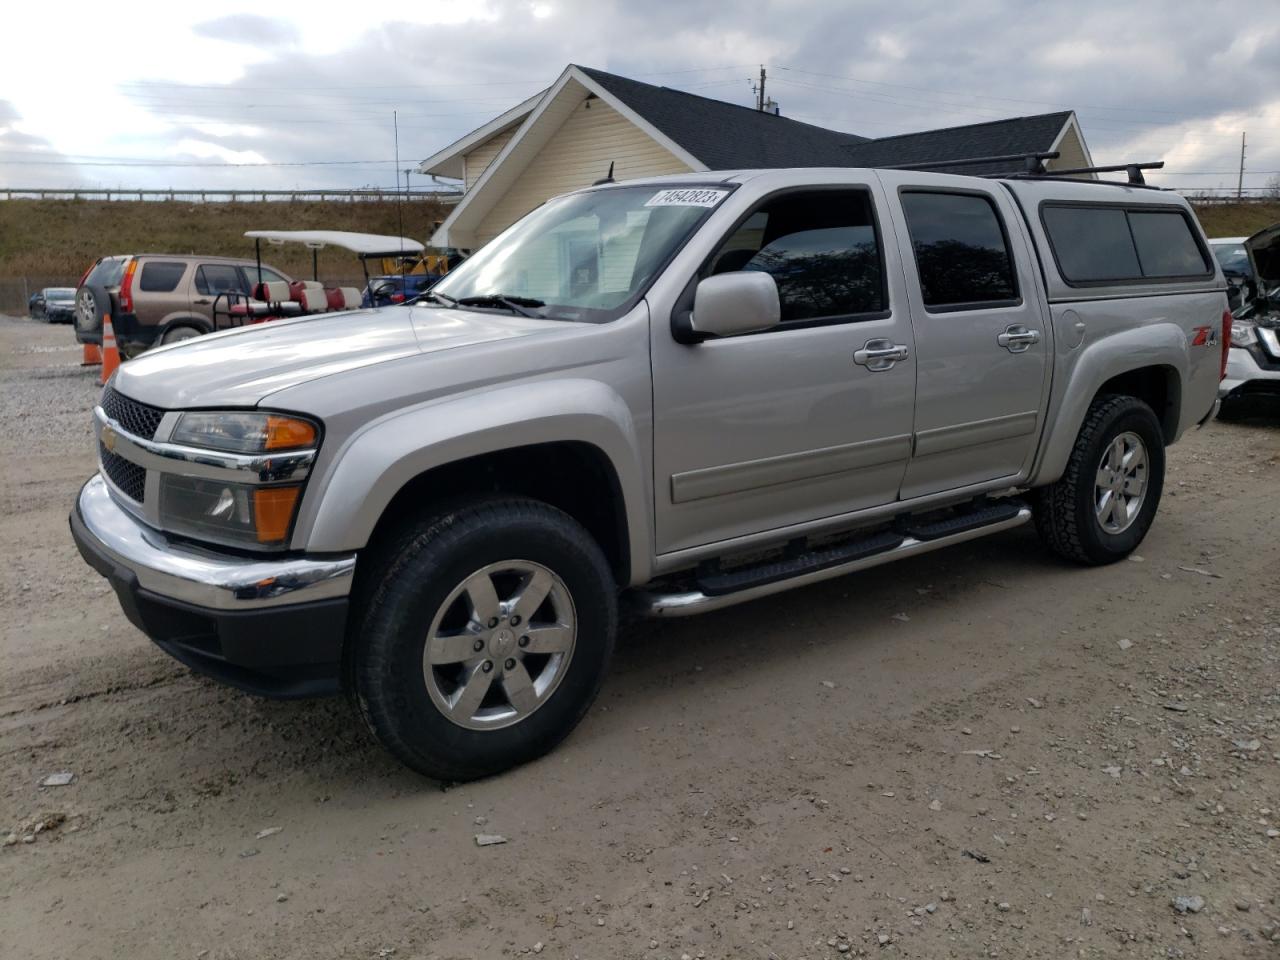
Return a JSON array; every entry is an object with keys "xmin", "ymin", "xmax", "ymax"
[{"xmin": 74, "ymin": 474, "xmax": 355, "ymax": 611}]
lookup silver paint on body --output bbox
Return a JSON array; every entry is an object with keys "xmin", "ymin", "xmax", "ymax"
[{"xmin": 89, "ymin": 167, "xmax": 1226, "ymax": 614}]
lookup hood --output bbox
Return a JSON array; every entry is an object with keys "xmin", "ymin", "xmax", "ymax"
[
  {"xmin": 1245, "ymin": 222, "xmax": 1280, "ymax": 288},
  {"xmin": 112, "ymin": 304, "xmax": 562, "ymax": 408}
]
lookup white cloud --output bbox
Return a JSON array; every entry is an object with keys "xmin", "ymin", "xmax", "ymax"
[{"xmin": 1, "ymin": 0, "xmax": 1276, "ymax": 193}]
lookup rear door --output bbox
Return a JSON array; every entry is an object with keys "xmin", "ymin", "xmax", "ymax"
[
  {"xmin": 876, "ymin": 172, "xmax": 1052, "ymax": 499},
  {"xmin": 133, "ymin": 259, "xmax": 192, "ymax": 329}
]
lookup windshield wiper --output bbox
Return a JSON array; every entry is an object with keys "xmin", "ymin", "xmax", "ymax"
[
  {"xmin": 456, "ymin": 294, "xmax": 546, "ymax": 318},
  {"xmin": 419, "ymin": 289, "xmax": 457, "ymax": 307}
]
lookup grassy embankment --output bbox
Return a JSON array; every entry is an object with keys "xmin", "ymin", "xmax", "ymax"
[
  {"xmin": 0, "ymin": 198, "xmax": 450, "ymax": 290},
  {"xmin": 1189, "ymin": 201, "xmax": 1280, "ymax": 239},
  {"xmin": 0, "ymin": 196, "xmax": 1275, "ymax": 301}
]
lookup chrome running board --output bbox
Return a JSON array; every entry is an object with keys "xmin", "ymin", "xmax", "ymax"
[{"xmin": 633, "ymin": 505, "xmax": 1031, "ymax": 618}]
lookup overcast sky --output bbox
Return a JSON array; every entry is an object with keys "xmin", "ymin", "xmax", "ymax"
[{"xmin": 2, "ymin": 0, "xmax": 1277, "ymax": 196}]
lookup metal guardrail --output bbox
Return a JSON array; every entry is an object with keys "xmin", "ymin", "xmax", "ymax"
[{"xmin": 0, "ymin": 187, "xmax": 462, "ymax": 204}]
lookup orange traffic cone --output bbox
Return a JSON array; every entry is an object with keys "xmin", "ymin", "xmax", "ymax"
[
  {"xmin": 81, "ymin": 343, "xmax": 102, "ymax": 366},
  {"xmin": 100, "ymin": 314, "xmax": 120, "ymax": 385}
]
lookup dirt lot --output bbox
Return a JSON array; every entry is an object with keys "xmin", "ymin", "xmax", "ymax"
[{"xmin": 1, "ymin": 313, "xmax": 1277, "ymax": 959}]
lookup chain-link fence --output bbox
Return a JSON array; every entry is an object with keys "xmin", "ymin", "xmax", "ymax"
[{"xmin": 0, "ymin": 276, "xmax": 80, "ymax": 315}]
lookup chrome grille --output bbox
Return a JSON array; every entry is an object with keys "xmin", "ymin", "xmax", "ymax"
[
  {"xmin": 100, "ymin": 386, "xmax": 165, "ymax": 440},
  {"xmin": 100, "ymin": 443, "xmax": 146, "ymax": 503}
]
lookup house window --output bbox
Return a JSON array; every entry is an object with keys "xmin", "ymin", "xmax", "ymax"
[
  {"xmin": 705, "ymin": 190, "xmax": 886, "ymax": 324},
  {"xmin": 900, "ymin": 191, "xmax": 1018, "ymax": 309}
]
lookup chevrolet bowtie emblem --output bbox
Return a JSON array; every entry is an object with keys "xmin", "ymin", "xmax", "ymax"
[{"xmin": 101, "ymin": 423, "xmax": 117, "ymax": 453}]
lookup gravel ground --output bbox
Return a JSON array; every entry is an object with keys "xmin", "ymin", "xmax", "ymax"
[{"xmin": 1, "ymin": 312, "xmax": 1278, "ymax": 959}]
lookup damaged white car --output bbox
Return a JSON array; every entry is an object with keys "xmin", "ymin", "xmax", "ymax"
[{"xmin": 1219, "ymin": 223, "xmax": 1280, "ymax": 418}]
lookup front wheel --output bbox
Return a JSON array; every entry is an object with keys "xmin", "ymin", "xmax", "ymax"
[
  {"xmin": 1034, "ymin": 395, "xmax": 1165, "ymax": 565},
  {"xmin": 160, "ymin": 325, "xmax": 202, "ymax": 346},
  {"xmin": 350, "ymin": 497, "xmax": 617, "ymax": 781}
]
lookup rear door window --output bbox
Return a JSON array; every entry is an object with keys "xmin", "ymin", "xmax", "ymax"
[
  {"xmin": 195, "ymin": 264, "xmax": 249, "ymax": 296},
  {"xmin": 1041, "ymin": 203, "xmax": 1211, "ymax": 283},
  {"xmin": 138, "ymin": 261, "xmax": 188, "ymax": 293},
  {"xmin": 704, "ymin": 189, "xmax": 886, "ymax": 324},
  {"xmin": 899, "ymin": 191, "xmax": 1018, "ymax": 309}
]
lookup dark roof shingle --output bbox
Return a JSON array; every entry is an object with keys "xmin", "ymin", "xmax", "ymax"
[
  {"xmin": 577, "ymin": 66, "xmax": 1071, "ymax": 174},
  {"xmin": 840, "ymin": 112, "xmax": 1074, "ymax": 175},
  {"xmin": 577, "ymin": 66, "xmax": 867, "ymax": 168}
]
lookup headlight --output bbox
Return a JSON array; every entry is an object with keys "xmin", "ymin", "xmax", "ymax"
[
  {"xmin": 1229, "ymin": 321, "xmax": 1257, "ymax": 348},
  {"xmin": 160, "ymin": 411, "xmax": 319, "ymax": 548},
  {"xmin": 170, "ymin": 411, "xmax": 317, "ymax": 453}
]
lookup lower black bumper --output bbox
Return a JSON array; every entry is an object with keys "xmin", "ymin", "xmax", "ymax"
[
  {"xmin": 70, "ymin": 502, "xmax": 346, "ymax": 699},
  {"xmin": 75, "ymin": 312, "xmax": 153, "ymax": 347}
]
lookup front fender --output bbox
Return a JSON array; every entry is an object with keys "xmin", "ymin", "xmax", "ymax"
[
  {"xmin": 1031, "ymin": 322, "xmax": 1187, "ymax": 486},
  {"xmin": 293, "ymin": 378, "xmax": 652, "ymax": 582}
]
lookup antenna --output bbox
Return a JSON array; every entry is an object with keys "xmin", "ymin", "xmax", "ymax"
[
  {"xmin": 592, "ymin": 161, "xmax": 615, "ymax": 186},
  {"xmin": 394, "ymin": 110, "xmax": 406, "ymax": 283}
]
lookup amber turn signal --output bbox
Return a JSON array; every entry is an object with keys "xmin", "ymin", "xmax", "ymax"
[
  {"xmin": 264, "ymin": 416, "xmax": 318, "ymax": 451},
  {"xmin": 253, "ymin": 486, "xmax": 302, "ymax": 543}
]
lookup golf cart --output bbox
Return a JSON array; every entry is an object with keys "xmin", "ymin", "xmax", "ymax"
[{"xmin": 212, "ymin": 230, "xmax": 428, "ymax": 327}]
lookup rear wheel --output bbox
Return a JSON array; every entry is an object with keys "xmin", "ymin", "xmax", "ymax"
[
  {"xmin": 350, "ymin": 497, "xmax": 617, "ymax": 781},
  {"xmin": 1034, "ymin": 395, "xmax": 1165, "ymax": 565}
]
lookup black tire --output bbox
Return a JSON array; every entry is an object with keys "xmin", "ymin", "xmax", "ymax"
[
  {"xmin": 350, "ymin": 497, "xmax": 617, "ymax": 781},
  {"xmin": 75, "ymin": 284, "xmax": 111, "ymax": 342},
  {"xmin": 1034, "ymin": 395, "xmax": 1165, "ymax": 566},
  {"xmin": 1215, "ymin": 396, "xmax": 1248, "ymax": 422},
  {"xmin": 160, "ymin": 324, "xmax": 202, "ymax": 346}
]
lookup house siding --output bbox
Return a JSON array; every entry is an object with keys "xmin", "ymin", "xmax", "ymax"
[
  {"xmin": 1046, "ymin": 124, "xmax": 1090, "ymax": 177},
  {"xmin": 473, "ymin": 97, "xmax": 692, "ymax": 246},
  {"xmin": 464, "ymin": 128, "xmax": 517, "ymax": 191}
]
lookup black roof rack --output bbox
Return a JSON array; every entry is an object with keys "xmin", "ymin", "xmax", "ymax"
[
  {"xmin": 883, "ymin": 153, "xmax": 1166, "ymax": 187},
  {"xmin": 1019, "ymin": 160, "xmax": 1164, "ymax": 185},
  {"xmin": 886, "ymin": 152, "xmax": 1059, "ymax": 174}
]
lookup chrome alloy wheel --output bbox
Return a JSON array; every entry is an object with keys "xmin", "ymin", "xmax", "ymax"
[
  {"xmin": 76, "ymin": 288, "xmax": 98, "ymax": 329},
  {"xmin": 1094, "ymin": 431, "xmax": 1148, "ymax": 534},
  {"xmin": 422, "ymin": 560, "xmax": 577, "ymax": 730}
]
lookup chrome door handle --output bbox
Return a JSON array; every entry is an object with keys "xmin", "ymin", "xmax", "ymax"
[
  {"xmin": 997, "ymin": 325, "xmax": 1041, "ymax": 353},
  {"xmin": 853, "ymin": 339, "xmax": 910, "ymax": 371}
]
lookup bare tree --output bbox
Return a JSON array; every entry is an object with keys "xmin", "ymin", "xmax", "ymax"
[{"xmin": 1267, "ymin": 173, "xmax": 1280, "ymax": 199}]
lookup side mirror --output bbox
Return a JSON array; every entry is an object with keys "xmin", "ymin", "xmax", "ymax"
[{"xmin": 690, "ymin": 271, "xmax": 780, "ymax": 339}]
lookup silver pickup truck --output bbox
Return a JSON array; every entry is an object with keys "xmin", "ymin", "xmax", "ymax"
[{"xmin": 71, "ymin": 168, "xmax": 1229, "ymax": 780}]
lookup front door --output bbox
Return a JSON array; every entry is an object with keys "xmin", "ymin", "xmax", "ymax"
[
  {"xmin": 650, "ymin": 183, "xmax": 918, "ymax": 554},
  {"xmin": 876, "ymin": 173, "xmax": 1052, "ymax": 499}
]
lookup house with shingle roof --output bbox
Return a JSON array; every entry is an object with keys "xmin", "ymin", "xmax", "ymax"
[{"xmin": 421, "ymin": 64, "xmax": 1093, "ymax": 249}]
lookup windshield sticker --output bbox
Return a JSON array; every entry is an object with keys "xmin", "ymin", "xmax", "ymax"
[{"xmin": 644, "ymin": 188, "xmax": 729, "ymax": 208}]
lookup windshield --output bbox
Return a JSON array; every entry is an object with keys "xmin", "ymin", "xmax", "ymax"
[
  {"xmin": 1212, "ymin": 243, "xmax": 1252, "ymax": 279},
  {"xmin": 431, "ymin": 184, "xmax": 733, "ymax": 322},
  {"xmin": 45, "ymin": 287, "xmax": 75, "ymax": 299}
]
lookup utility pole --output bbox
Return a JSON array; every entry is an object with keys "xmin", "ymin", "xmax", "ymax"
[
  {"xmin": 1237, "ymin": 131, "xmax": 1246, "ymax": 199},
  {"xmin": 755, "ymin": 65, "xmax": 767, "ymax": 112}
]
